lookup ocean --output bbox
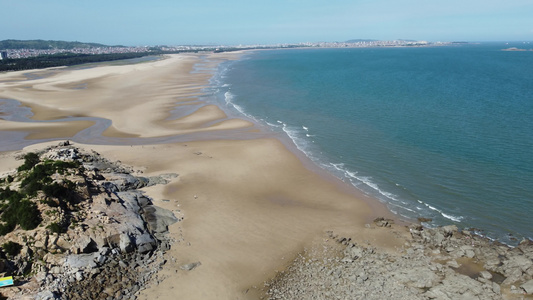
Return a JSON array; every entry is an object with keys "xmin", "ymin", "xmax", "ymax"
[{"xmin": 206, "ymin": 43, "xmax": 533, "ymax": 245}]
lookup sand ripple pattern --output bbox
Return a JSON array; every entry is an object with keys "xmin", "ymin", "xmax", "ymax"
[{"xmin": 0, "ymin": 54, "xmax": 255, "ymax": 151}]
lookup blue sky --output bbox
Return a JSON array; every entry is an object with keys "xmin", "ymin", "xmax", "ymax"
[{"xmin": 2, "ymin": 0, "xmax": 532, "ymax": 45}]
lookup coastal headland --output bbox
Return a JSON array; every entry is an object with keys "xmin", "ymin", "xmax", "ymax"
[{"xmin": 1, "ymin": 53, "xmax": 532, "ymax": 299}]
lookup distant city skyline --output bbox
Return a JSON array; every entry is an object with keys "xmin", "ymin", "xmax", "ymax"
[{"xmin": 2, "ymin": 0, "xmax": 532, "ymax": 46}]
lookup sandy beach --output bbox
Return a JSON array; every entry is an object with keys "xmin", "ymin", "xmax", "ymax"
[
  {"xmin": 0, "ymin": 53, "xmax": 402, "ymax": 298},
  {"xmin": 3, "ymin": 52, "xmax": 528, "ymax": 300}
]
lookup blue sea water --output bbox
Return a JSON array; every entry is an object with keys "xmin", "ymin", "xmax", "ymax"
[{"xmin": 207, "ymin": 43, "xmax": 533, "ymax": 245}]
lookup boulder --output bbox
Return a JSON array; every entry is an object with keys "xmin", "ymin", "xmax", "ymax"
[
  {"xmin": 373, "ymin": 217, "xmax": 393, "ymax": 227},
  {"xmin": 460, "ymin": 246, "xmax": 476, "ymax": 258},
  {"xmin": 135, "ymin": 233, "xmax": 156, "ymax": 254},
  {"xmin": 442, "ymin": 225, "xmax": 458, "ymax": 236},
  {"xmin": 116, "ymin": 191, "xmax": 143, "ymax": 213},
  {"xmin": 75, "ymin": 271, "xmax": 84, "ymax": 281},
  {"xmin": 180, "ymin": 261, "xmax": 201, "ymax": 271},
  {"xmin": 34, "ymin": 233, "xmax": 49, "ymax": 250},
  {"xmin": 137, "ymin": 195, "xmax": 151, "ymax": 208},
  {"xmin": 479, "ymin": 271, "xmax": 492, "ymax": 280},
  {"xmin": 70, "ymin": 235, "xmax": 97, "ymax": 254},
  {"xmin": 503, "ymin": 255, "xmax": 532, "ymax": 275},
  {"xmin": 147, "ymin": 173, "xmax": 178, "ymax": 186},
  {"xmin": 119, "ymin": 234, "xmax": 134, "ymax": 253},
  {"xmin": 64, "ymin": 254, "xmax": 97, "ymax": 270},
  {"xmin": 433, "ymin": 232, "xmax": 445, "ymax": 245},
  {"xmin": 143, "ymin": 205, "xmax": 178, "ymax": 234},
  {"xmin": 35, "ymin": 290, "xmax": 59, "ymax": 300},
  {"xmin": 521, "ymin": 279, "xmax": 533, "ymax": 295},
  {"xmin": 102, "ymin": 173, "xmax": 149, "ymax": 191}
]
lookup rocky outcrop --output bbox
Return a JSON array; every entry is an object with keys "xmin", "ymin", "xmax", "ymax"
[
  {"xmin": 0, "ymin": 142, "xmax": 180, "ymax": 299},
  {"xmin": 266, "ymin": 224, "xmax": 533, "ymax": 299}
]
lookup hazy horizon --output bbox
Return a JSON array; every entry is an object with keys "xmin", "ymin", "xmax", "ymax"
[
  {"xmin": 3, "ymin": 38, "xmax": 533, "ymax": 48},
  {"xmin": 2, "ymin": 0, "xmax": 532, "ymax": 46}
]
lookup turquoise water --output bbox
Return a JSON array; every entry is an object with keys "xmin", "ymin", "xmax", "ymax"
[{"xmin": 208, "ymin": 43, "xmax": 533, "ymax": 245}]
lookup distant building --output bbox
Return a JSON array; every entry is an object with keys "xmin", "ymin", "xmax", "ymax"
[{"xmin": 0, "ymin": 51, "xmax": 7, "ymax": 60}]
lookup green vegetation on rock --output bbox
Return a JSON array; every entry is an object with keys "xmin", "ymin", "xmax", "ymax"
[
  {"xmin": 20, "ymin": 160, "xmax": 79, "ymax": 196},
  {"xmin": 17, "ymin": 152, "xmax": 40, "ymax": 172},
  {"xmin": 1, "ymin": 241, "xmax": 22, "ymax": 257},
  {"xmin": 0, "ymin": 189, "xmax": 41, "ymax": 234},
  {"xmin": 0, "ymin": 153, "xmax": 82, "ymax": 235},
  {"xmin": 46, "ymin": 222, "xmax": 65, "ymax": 234}
]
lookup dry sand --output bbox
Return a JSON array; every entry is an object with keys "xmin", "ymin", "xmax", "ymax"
[
  {"xmin": 0, "ymin": 54, "xmax": 252, "ymax": 139},
  {"xmin": 0, "ymin": 52, "xmax": 405, "ymax": 299}
]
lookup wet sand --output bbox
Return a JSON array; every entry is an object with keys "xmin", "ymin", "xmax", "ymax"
[{"xmin": 0, "ymin": 53, "xmax": 403, "ymax": 299}]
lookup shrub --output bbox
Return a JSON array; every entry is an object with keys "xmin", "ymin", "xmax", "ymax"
[
  {"xmin": 46, "ymin": 222, "xmax": 65, "ymax": 234},
  {"xmin": 41, "ymin": 198, "xmax": 59, "ymax": 208},
  {"xmin": 20, "ymin": 160, "xmax": 79, "ymax": 195},
  {"xmin": 1, "ymin": 199, "xmax": 41, "ymax": 233},
  {"xmin": 0, "ymin": 188, "xmax": 23, "ymax": 202},
  {"xmin": 17, "ymin": 152, "xmax": 40, "ymax": 172},
  {"xmin": 0, "ymin": 157, "xmax": 81, "ymax": 234},
  {"xmin": 0, "ymin": 223, "xmax": 16, "ymax": 235},
  {"xmin": 21, "ymin": 180, "xmax": 43, "ymax": 197},
  {"xmin": 42, "ymin": 182, "xmax": 70, "ymax": 200},
  {"xmin": 14, "ymin": 200, "xmax": 41, "ymax": 230},
  {"xmin": 2, "ymin": 241, "xmax": 22, "ymax": 256},
  {"xmin": 51, "ymin": 160, "xmax": 80, "ymax": 174}
]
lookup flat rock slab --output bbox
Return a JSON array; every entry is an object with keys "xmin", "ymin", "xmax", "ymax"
[
  {"xmin": 180, "ymin": 261, "xmax": 201, "ymax": 271},
  {"xmin": 143, "ymin": 205, "xmax": 178, "ymax": 234},
  {"xmin": 521, "ymin": 279, "xmax": 533, "ymax": 294}
]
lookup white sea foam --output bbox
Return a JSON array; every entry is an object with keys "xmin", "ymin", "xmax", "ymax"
[
  {"xmin": 266, "ymin": 121, "xmax": 282, "ymax": 128},
  {"xmin": 329, "ymin": 163, "xmax": 405, "ymax": 204},
  {"xmin": 280, "ymin": 122, "xmax": 311, "ymax": 155},
  {"xmin": 224, "ymin": 91, "xmax": 259, "ymax": 122},
  {"xmin": 327, "ymin": 161, "xmax": 445, "ymax": 221},
  {"xmin": 402, "ymin": 206, "xmax": 417, "ymax": 213},
  {"xmin": 399, "ymin": 213, "xmax": 413, "ymax": 219},
  {"xmin": 389, "ymin": 201, "xmax": 412, "ymax": 212},
  {"xmin": 421, "ymin": 201, "xmax": 464, "ymax": 222},
  {"xmin": 359, "ymin": 177, "xmax": 400, "ymax": 202},
  {"xmin": 441, "ymin": 213, "xmax": 463, "ymax": 222}
]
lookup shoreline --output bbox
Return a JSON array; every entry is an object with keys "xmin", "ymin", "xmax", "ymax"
[
  {"xmin": 0, "ymin": 51, "xmax": 398, "ymax": 224},
  {"xmin": 209, "ymin": 47, "xmax": 531, "ymax": 246},
  {"xmin": 0, "ymin": 52, "xmax": 401, "ymax": 298},
  {"xmin": 200, "ymin": 49, "xmax": 402, "ymax": 224}
]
